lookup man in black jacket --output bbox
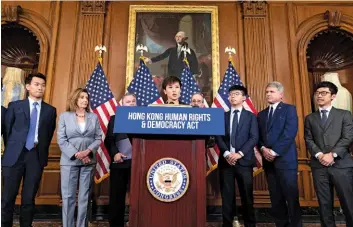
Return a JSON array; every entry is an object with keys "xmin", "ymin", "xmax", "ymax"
[
  {"xmin": 146, "ymin": 31, "xmax": 199, "ymax": 78},
  {"xmin": 105, "ymin": 93, "xmax": 136, "ymax": 227}
]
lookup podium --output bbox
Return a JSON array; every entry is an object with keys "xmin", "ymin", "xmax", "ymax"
[
  {"xmin": 114, "ymin": 106, "xmax": 224, "ymax": 227},
  {"xmin": 129, "ymin": 135, "xmax": 206, "ymax": 227}
]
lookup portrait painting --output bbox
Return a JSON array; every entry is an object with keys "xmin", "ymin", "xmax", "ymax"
[{"xmin": 126, "ymin": 5, "xmax": 220, "ymax": 104}]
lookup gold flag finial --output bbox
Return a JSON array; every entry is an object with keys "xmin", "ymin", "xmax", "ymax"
[
  {"xmin": 95, "ymin": 44, "xmax": 107, "ymax": 65},
  {"xmin": 225, "ymin": 46, "xmax": 236, "ymax": 66}
]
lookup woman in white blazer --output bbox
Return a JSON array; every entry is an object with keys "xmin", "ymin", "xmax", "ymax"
[{"xmin": 57, "ymin": 88, "xmax": 102, "ymax": 227}]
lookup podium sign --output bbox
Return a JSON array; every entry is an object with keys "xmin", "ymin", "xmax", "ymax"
[{"xmin": 114, "ymin": 106, "xmax": 224, "ymax": 135}]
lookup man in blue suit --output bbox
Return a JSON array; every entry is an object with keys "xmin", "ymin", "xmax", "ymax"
[
  {"xmin": 216, "ymin": 85, "xmax": 259, "ymax": 227},
  {"xmin": 258, "ymin": 81, "xmax": 302, "ymax": 227},
  {"xmin": 1, "ymin": 73, "xmax": 57, "ymax": 227}
]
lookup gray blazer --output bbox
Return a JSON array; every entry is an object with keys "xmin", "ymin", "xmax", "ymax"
[
  {"xmin": 304, "ymin": 107, "xmax": 353, "ymax": 168},
  {"xmin": 57, "ymin": 111, "xmax": 102, "ymax": 166}
]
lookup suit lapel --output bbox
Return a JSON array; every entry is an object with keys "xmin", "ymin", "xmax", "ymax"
[
  {"xmin": 313, "ymin": 111, "xmax": 324, "ymax": 130},
  {"xmin": 72, "ymin": 112, "xmax": 82, "ymax": 134},
  {"xmin": 225, "ymin": 111, "xmax": 231, "ymax": 135},
  {"xmin": 268, "ymin": 102, "xmax": 284, "ymax": 130},
  {"xmin": 324, "ymin": 107, "xmax": 335, "ymax": 131},
  {"xmin": 263, "ymin": 107, "xmax": 270, "ymax": 131},
  {"xmin": 84, "ymin": 113, "xmax": 92, "ymax": 134},
  {"xmin": 23, "ymin": 99, "xmax": 30, "ymax": 120},
  {"xmin": 38, "ymin": 102, "xmax": 48, "ymax": 130},
  {"xmin": 237, "ymin": 110, "xmax": 246, "ymax": 133}
]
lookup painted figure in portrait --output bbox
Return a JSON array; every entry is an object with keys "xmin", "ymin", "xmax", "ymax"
[{"xmin": 133, "ymin": 12, "xmax": 214, "ymax": 103}]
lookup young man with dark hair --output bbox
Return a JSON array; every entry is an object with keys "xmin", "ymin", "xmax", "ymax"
[
  {"xmin": 305, "ymin": 81, "xmax": 353, "ymax": 227},
  {"xmin": 216, "ymin": 85, "xmax": 258, "ymax": 227},
  {"xmin": 2, "ymin": 73, "xmax": 57, "ymax": 227}
]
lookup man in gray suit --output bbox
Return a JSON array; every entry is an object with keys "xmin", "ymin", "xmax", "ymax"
[{"xmin": 304, "ymin": 81, "xmax": 353, "ymax": 227}]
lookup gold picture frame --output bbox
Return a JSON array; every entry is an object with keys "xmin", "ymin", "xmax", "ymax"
[{"xmin": 125, "ymin": 5, "xmax": 220, "ymax": 102}]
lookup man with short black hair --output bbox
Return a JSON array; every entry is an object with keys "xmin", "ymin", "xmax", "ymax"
[
  {"xmin": 216, "ymin": 85, "xmax": 258, "ymax": 227},
  {"xmin": 2, "ymin": 73, "xmax": 57, "ymax": 227},
  {"xmin": 305, "ymin": 81, "xmax": 353, "ymax": 227}
]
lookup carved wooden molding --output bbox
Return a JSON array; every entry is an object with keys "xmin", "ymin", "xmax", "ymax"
[
  {"xmin": 1, "ymin": 5, "xmax": 22, "ymax": 22},
  {"xmin": 81, "ymin": 1, "xmax": 106, "ymax": 14},
  {"xmin": 242, "ymin": 1, "xmax": 267, "ymax": 18},
  {"xmin": 69, "ymin": 2, "xmax": 106, "ymax": 92},
  {"xmin": 324, "ymin": 10, "xmax": 342, "ymax": 28},
  {"xmin": 242, "ymin": 1, "xmax": 273, "ymax": 111}
]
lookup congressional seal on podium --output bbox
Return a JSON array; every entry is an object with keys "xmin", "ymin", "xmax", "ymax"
[{"xmin": 146, "ymin": 158, "xmax": 189, "ymax": 202}]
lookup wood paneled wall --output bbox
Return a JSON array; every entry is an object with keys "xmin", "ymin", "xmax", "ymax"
[{"xmin": 2, "ymin": 1, "xmax": 353, "ymax": 207}]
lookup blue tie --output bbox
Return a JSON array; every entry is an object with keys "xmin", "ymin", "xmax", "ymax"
[
  {"xmin": 25, "ymin": 102, "xmax": 38, "ymax": 150},
  {"xmin": 321, "ymin": 109, "xmax": 328, "ymax": 125},
  {"xmin": 231, "ymin": 110, "xmax": 239, "ymax": 148}
]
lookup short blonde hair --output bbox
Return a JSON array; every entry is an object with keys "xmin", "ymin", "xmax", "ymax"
[{"xmin": 66, "ymin": 88, "xmax": 91, "ymax": 112}]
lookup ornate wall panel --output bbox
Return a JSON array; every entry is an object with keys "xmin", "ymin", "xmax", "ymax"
[
  {"xmin": 69, "ymin": 1, "xmax": 106, "ymax": 91},
  {"xmin": 242, "ymin": 1, "xmax": 274, "ymax": 111}
]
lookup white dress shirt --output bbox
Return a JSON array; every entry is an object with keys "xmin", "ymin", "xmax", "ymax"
[
  {"xmin": 315, "ymin": 105, "xmax": 333, "ymax": 159},
  {"xmin": 223, "ymin": 106, "xmax": 244, "ymax": 158},
  {"xmin": 78, "ymin": 122, "xmax": 86, "ymax": 133},
  {"xmin": 28, "ymin": 97, "xmax": 42, "ymax": 144}
]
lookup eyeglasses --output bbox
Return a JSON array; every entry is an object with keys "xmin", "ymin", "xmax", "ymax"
[
  {"xmin": 314, "ymin": 91, "xmax": 331, "ymax": 96},
  {"xmin": 229, "ymin": 92, "xmax": 243, "ymax": 97}
]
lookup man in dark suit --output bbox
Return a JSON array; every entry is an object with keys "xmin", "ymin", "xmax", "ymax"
[
  {"xmin": 146, "ymin": 31, "xmax": 199, "ymax": 78},
  {"xmin": 216, "ymin": 85, "xmax": 258, "ymax": 227},
  {"xmin": 304, "ymin": 81, "xmax": 353, "ymax": 227},
  {"xmin": 105, "ymin": 92, "xmax": 137, "ymax": 227},
  {"xmin": 1, "ymin": 73, "xmax": 57, "ymax": 227},
  {"xmin": 258, "ymin": 81, "xmax": 302, "ymax": 227}
]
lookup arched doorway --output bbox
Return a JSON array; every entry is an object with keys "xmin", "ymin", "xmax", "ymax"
[
  {"xmin": 306, "ymin": 28, "xmax": 353, "ymax": 112},
  {"xmin": 1, "ymin": 23, "xmax": 40, "ymax": 76}
]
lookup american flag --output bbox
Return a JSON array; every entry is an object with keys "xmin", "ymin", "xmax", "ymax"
[
  {"xmin": 178, "ymin": 59, "xmax": 223, "ymax": 175},
  {"xmin": 126, "ymin": 59, "xmax": 163, "ymax": 106},
  {"xmin": 180, "ymin": 60, "xmax": 203, "ymax": 105},
  {"xmin": 85, "ymin": 62, "xmax": 118, "ymax": 183},
  {"xmin": 210, "ymin": 59, "xmax": 263, "ymax": 174}
]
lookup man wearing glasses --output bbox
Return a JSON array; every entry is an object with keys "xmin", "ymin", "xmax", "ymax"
[
  {"xmin": 216, "ymin": 85, "xmax": 258, "ymax": 227},
  {"xmin": 304, "ymin": 81, "xmax": 353, "ymax": 227}
]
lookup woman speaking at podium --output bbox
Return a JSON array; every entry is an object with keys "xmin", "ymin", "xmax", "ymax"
[{"xmin": 161, "ymin": 76, "xmax": 186, "ymax": 105}]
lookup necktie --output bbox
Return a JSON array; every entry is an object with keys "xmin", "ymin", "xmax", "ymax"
[
  {"xmin": 267, "ymin": 106, "xmax": 273, "ymax": 130},
  {"xmin": 231, "ymin": 110, "xmax": 239, "ymax": 148},
  {"xmin": 25, "ymin": 102, "xmax": 38, "ymax": 150},
  {"xmin": 321, "ymin": 109, "xmax": 328, "ymax": 125}
]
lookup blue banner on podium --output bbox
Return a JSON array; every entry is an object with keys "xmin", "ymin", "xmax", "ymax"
[{"xmin": 113, "ymin": 106, "xmax": 224, "ymax": 135}]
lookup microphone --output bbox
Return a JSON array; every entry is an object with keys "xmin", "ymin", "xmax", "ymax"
[
  {"xmin": 192, "ymin": 105, "xmax": 199, "ymax": 108},
  {"xmin": 168, "ymin": 102, "xmax": 175, "ymax": 104}
]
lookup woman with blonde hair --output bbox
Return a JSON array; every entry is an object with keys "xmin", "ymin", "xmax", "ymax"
[{"xmin": 57, "ymin": 88, "xmax": 102, "ymax": 227}]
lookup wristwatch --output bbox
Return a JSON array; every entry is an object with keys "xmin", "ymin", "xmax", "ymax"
[{"xmin": 332, "ymin": 153, "xmax": 338, "ymax": 158}]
